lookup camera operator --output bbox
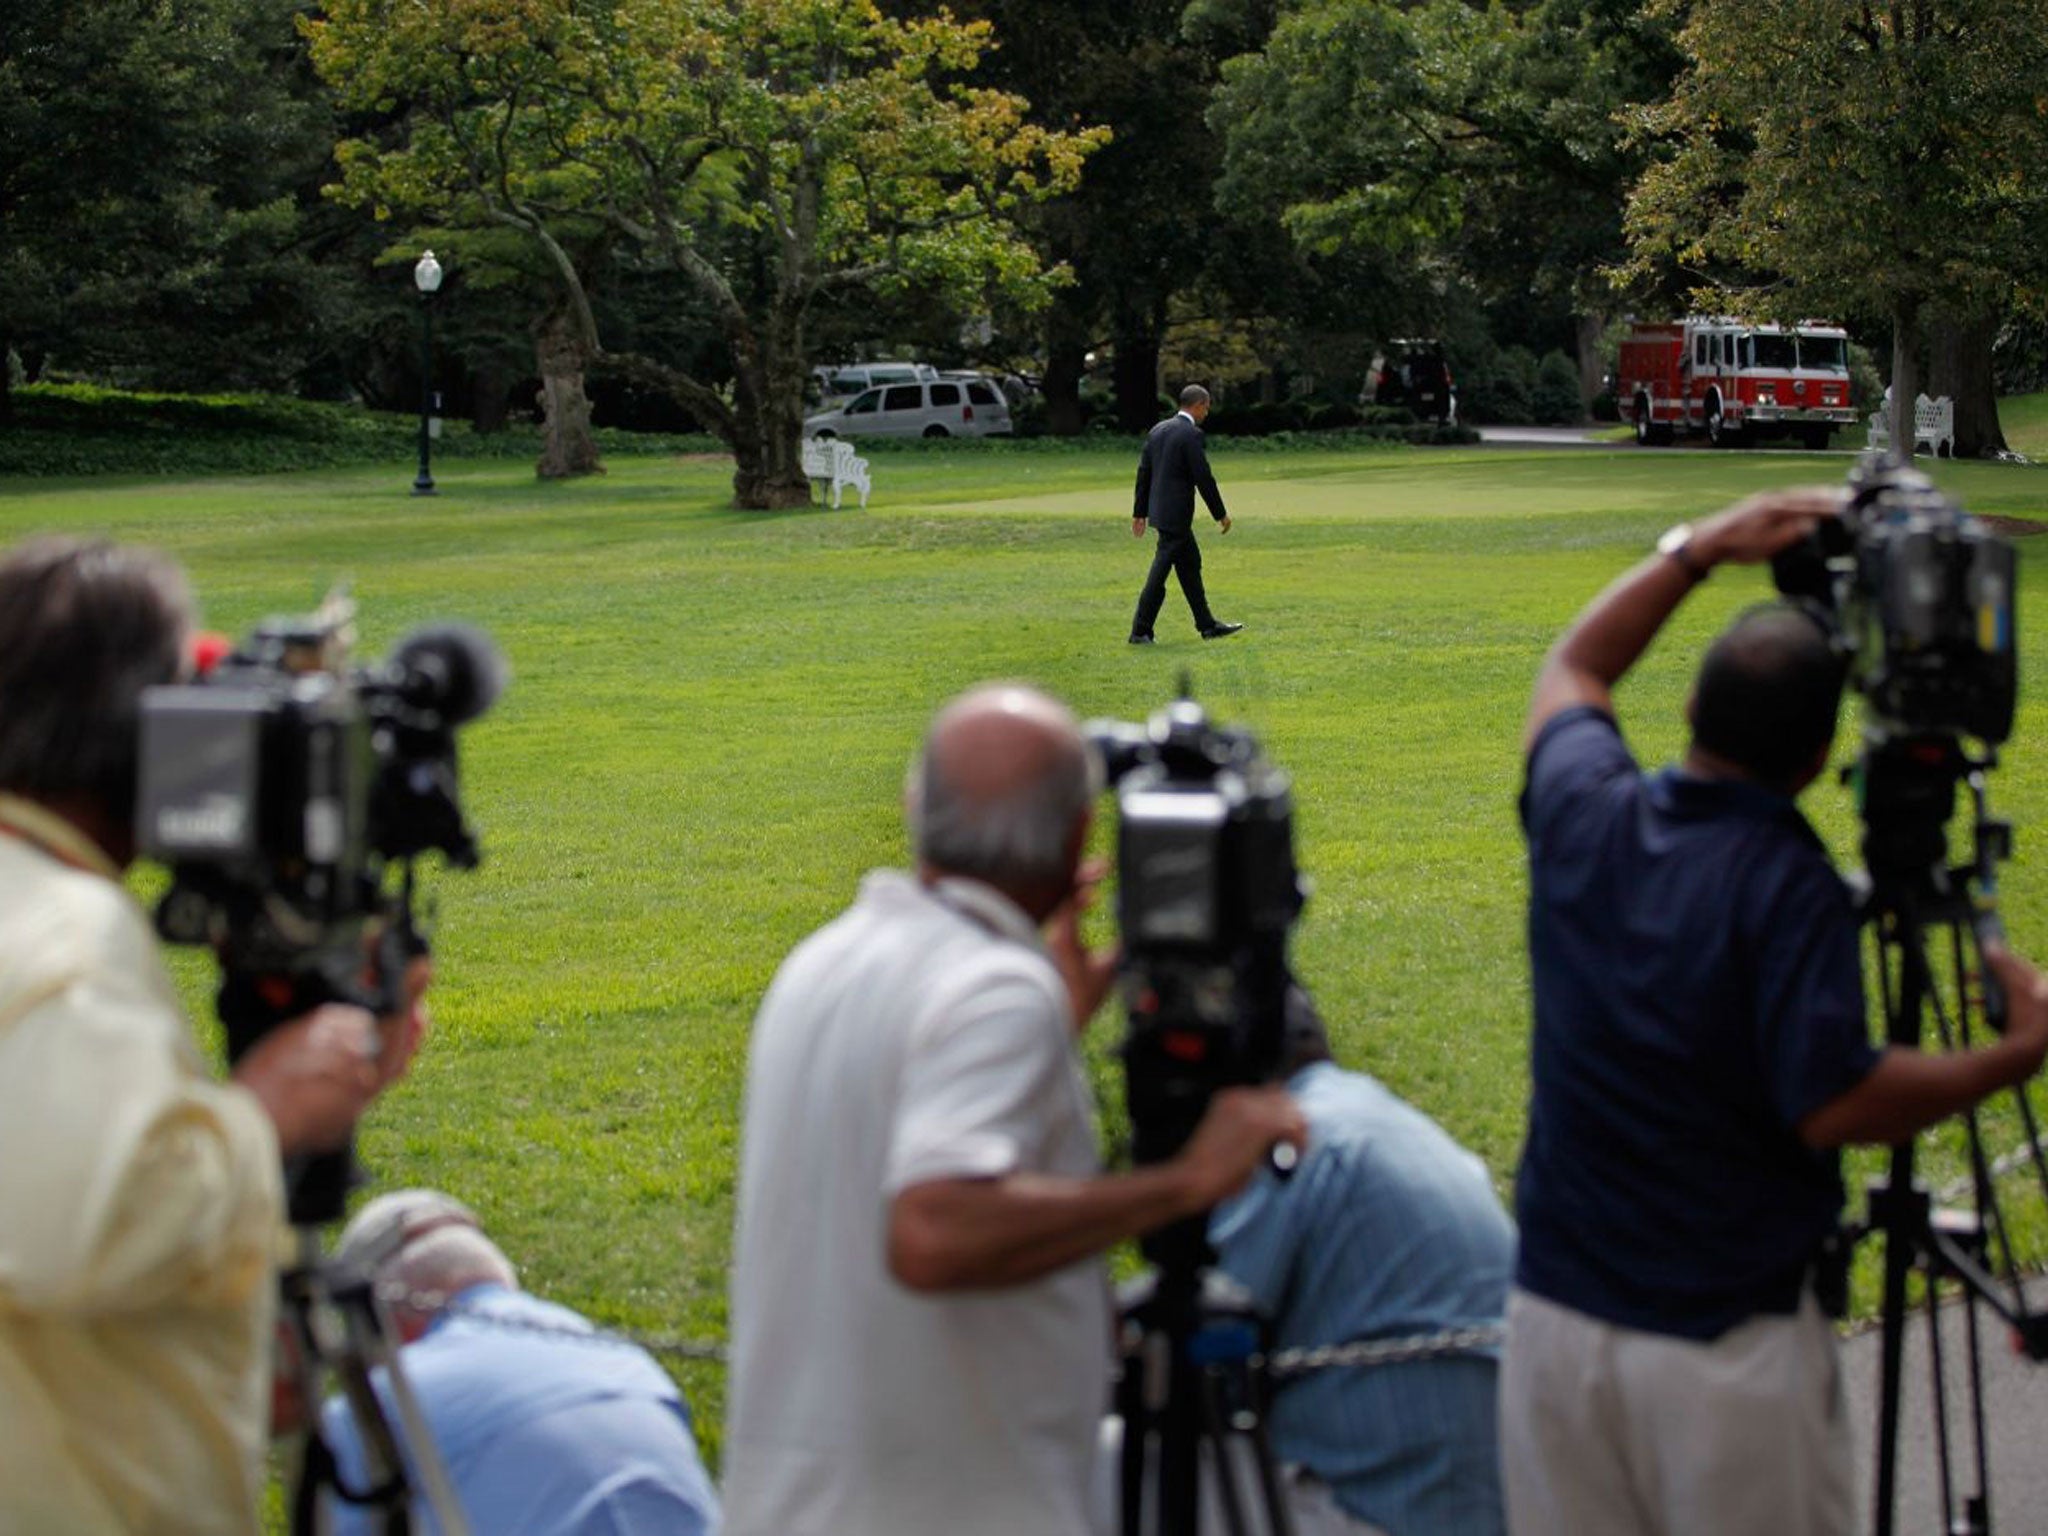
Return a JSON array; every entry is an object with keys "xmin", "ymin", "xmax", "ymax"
[
  {"xmin": 724, "ymin": 682, "xmax": 1306, "ymax": 1536},
  {"xmin": 1505, "ymin": 491, "xmax": 2048, "ymax": 1536},
  {"xmin": 318, "ymin": 1189, "xmax": 719, "ymax": 1536},
  {"xmin": 1208, "ymin": 982, "xmax": 1513, "ymax": 1536},
  {"xmin": 0, "ymin": 537, "xmax": 424, "ymax": 1534}
]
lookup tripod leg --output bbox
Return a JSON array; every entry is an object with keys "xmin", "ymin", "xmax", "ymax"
[
  {"xmin": 1198, "ymin": 1370, "xmax": 1252, "ymax": 1536},
  {"xmin": 1925, "ymin": 1270, "xmax": 1957, "ymax": 1527},
  {"xmin": 1962, "ymin": 1291, "xmax": 1991, "ymax": 1535},
  {"xmin": 1873, "ymin": 1143, "xmax": 1916, "ymax": 1536}
]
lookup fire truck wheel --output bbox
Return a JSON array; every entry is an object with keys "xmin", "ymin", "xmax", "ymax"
[
  {"xmin": 1633, "ymin": 396, "xmax": 1667, "ymax": 447},
  {"xmin": 1705, "ymin": 395, "xmax": 1743, "ymax": 449}
]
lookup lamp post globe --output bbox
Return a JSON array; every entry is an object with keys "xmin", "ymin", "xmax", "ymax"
[{"xmin": 412, "ymin": 250, "xmax": 444, "ymax": 496}]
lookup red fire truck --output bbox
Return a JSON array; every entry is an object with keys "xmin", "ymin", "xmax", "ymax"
[{"xmin": 1619, "ymin": 317, "xmax": 1856, "ymax": 449}]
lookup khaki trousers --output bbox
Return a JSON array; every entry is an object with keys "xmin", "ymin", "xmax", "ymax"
[{"xmin": 1501, "ymin": 1286, "xmax": 1853, "ymax": 1536}]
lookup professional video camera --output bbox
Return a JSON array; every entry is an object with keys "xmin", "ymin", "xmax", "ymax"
[
  {"xmin": 1086, "ymin": 693, "xmax": 1306, "ymax": 1170},
  {"xmin": 1773, "ymin": 455, "xmax": 2016, "ymax": 746},
  {"xmin": 1772, "ymin": 455, "xmax": 2017, "ymax": 882},
  {"xmin": 134, "ymin": 591, "xmax": 504, "ymax": 1215}
]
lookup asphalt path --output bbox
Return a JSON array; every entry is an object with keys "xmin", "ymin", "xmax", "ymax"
[
  {"xmin": 1474, "ymin": 424, "xmax": 1865, "ymax": 455},
  {"xmin": 1839, "ymin": 1276, "xmax": 2048, "ymax": 1534}
]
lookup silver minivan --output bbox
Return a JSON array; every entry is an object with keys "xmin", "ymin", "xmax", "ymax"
[{"xmin": 804, "ymin": 378, "xmax": 1014, "ymax": 440}]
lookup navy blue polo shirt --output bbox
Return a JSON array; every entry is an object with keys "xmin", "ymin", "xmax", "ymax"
[{"xmin": 1515, "ymin": 707, "xmax": 1880, "ymax": 1340}]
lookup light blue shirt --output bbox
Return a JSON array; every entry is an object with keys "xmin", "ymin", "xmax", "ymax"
[
  {"xmin": 321, "ymin": 1285, "xmax": 719, "ymax": 1536},
  {"xmin": 1209, "ymin": 1062, "xmax": 1513, "ymax": 1536}
]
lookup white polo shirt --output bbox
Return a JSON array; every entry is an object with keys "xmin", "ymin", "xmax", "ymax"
[{"xmin": 724, "ymin": 870, "xmax": 1113, "ymax": 1536}]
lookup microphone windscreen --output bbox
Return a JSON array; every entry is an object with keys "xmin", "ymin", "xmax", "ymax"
[
  {"xmin": 390, "ymin": 624, "xmax": 507, "ymax": 724},
  {"xmin": 189, "ymin": 631, "xmax": 233, "ymax": 677}
]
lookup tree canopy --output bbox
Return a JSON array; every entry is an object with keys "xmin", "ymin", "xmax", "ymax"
[{"xmin": 309, "ymin": 0, "xmax": 1104, "ymax": 505}]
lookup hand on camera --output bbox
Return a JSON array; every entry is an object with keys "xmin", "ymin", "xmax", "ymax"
[
  {"xmin": 1174, "ymin": 1085, "xmax": 1309, "ymax": 1213},
  {"xmin": 373, "ymin": 953, "xmax": 433, "ymax": 1090},
  {"xmin": 1046, "ymin": 858, "xmax": 1119, "ymax": 1034},
  {"xmin": 1694, "ymin": 487, "xmax": 1843, "ymax": 567},
  {"xmin": 232, "ymin": 1004, "xmax": 381, "ymax": 1155},
  {"xmin": 1985, "ymin": 945, "xmax": 2048, "ymax": 1081}
]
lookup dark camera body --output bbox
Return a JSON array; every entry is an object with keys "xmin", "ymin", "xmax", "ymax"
[
  {"xmin": 136, "ymin": 611, "xmax": 500, "ymax": 992},
  {"xmin": 1773, "ymin": 456, "xmax": 2017, "ymax": 746},
  {"xmin": 1088, "ymin": 698, "xmax": 1306, "ymax": 1171}
]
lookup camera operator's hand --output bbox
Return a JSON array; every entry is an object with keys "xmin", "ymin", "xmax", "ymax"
[
  {"xmin": 1046, "ymin": 858, "xmax": 1119, "ymax": 1034},
  {"xmin": 1173, "ymin": 1086, "xmax": 1309, "ymax": 1212},
  {"xmin": 1986, "ymin": 944, "xmax": 2048, "ymax": 1081},
  {"xmin": 232, "ymin": 1004, "xmax": 380, "ymax": 1155},
  {"xmin": 1692, "ymin": 487, "xmax": 1843, "ymax": 568},
  {"xmin": 372, "ymin": 954, "xmax": 433, "ymax": 1091}
]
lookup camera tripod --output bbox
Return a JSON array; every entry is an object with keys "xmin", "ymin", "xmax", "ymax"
[
  {"xmin": 280, "ymin": 1229, "xmax": 471, "ymax": 1536},
  {"xmin": 1844, "ymin": 738, "xmax": 2048, "ymax": 1536},
  {"xmin": 1113, "ymin": 1216, "xmax": 1295, "ymax": 1536}
]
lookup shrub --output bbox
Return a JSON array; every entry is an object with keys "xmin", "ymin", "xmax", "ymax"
[{"xmin": 1531, "ymin": 351, "xmax": 1585, "ymax": 426}]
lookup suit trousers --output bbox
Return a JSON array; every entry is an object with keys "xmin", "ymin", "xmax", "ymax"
[{"xmin": 1131, "ymin": 527, "xmax": 1217, "ymax": 637}]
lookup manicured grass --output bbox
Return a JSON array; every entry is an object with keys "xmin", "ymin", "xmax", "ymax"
[
  {"xmin": 2003, "ymin": 390, "xmax": 2048, "ymax": 459},
  {"xmin": 5, "ymin": 440, "xmax": 2048, "ymax": 1462}
]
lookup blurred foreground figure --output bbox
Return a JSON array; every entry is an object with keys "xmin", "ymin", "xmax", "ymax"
[
  {"xmin": 1209, "ymin": 985, "xmax": 1513, "ymax": 1536},
  {"xmin": 1507, "ymin": 492, "xmax": 2048, "ymax": 1536},
  {"xmin": 725, "ymin": 682, "xmax": 1304, "ymax": 1536},
  {"xmin": 321, "ymin": 1189, "xmax": 718, "ymax": 1536},
  {"xmin": 0, "ymin": 538, "xmax": 406, "ymax": 1535}
]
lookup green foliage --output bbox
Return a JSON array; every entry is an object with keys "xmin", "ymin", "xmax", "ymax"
[
  {"xmin": 307, "ymin": 0, "xmax": 1106, "ymax": 504},
  {"xmin": 1622, "ymin": 1, "xmax": 2048, "ymax": 332},
  {"xmin": 1461, "ymin": 346, "xmax": 1540, "ymax": 426},
  {"xmin": 1532, "ymin": 351, "xmax": 1585, "ymax": 426},
  {"xmin": 0, "ymin": 384, "xmax": 717, "ymax": 476}
]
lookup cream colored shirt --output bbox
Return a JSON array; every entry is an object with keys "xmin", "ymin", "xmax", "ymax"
[{"xmin": 0, "ymin": 794, "xmax": 284, "ymax": 1535}]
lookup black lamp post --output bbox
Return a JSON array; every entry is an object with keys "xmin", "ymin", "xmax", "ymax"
[{"xmin": 411, "ymin": 249, "xmax": 444, "ymax": 496}]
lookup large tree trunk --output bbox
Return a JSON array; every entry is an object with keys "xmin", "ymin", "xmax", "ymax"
[
  {"xmin": 1575, "ymin": 310, "xmax": 1608, "ymax": 415},
  {"xmin": 726, "ymin": 301, "xmax": 811, "ymax": 510},
  {"xmin": 1889, "ymin": 302, "xmax": 1921, "ymax": 459},
  {"xmin": 1041, "ymin": 299, "xmax": 1089, "ymax": 436},
  {"xmin": 535, "ymin": 309, "xmax": 604, "ymax": 479},
  {"xmin": 1112, "ymin": 324, "xmax": 1161, "ymax": 433},
  {"xmin": 1925, "ymin": 307, "xmax": 2007, "ymax": 459}
]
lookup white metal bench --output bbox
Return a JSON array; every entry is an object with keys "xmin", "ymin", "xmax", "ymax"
[
  {"xmin": 1866, "ymin": 393, "xmax": 1955, "ymax": 457},
  {"xmin": 801, "ymin": 436, "xmax": 872, "ymax": 509}
]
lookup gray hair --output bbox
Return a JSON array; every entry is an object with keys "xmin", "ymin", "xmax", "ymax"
[
  {"xmin": 0, "ymin": 538, "xmax": 192, "ymax": 809},
  {"xmin": 905, "ymin": 688, "xmax": 1101, "ymax": 890},
  {"xmin": 336, "ymin": 1189, "xmax": 516, "ymax": 1318}
]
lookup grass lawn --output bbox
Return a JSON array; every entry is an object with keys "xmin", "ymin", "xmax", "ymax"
[
  {"xmin": 2003, "ymin": 389, "xmax": 2048, "ymax": 459},
  {"xmin": 5, "ymin": 439, "xmax": 2048, "ymax": 1462}
]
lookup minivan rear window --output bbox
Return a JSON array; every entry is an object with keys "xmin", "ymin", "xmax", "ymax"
[
  {"xmin": 884, "ymin": 385, "xmax": 922, "ymax": 411},
  {"xmin": 966, "ymin": 382, "xmax": 998, "ymax": 405},
  {"xmin": 930, "ymin": 383, "xmax": 962, "ymax": 406}
]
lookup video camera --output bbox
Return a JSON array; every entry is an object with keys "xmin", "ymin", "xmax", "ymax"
[
  {"xmin": 1773, "ymin": 455, "xmax": 2016, "ymax": 748},
  {"xmin": 134, "ymin": 591, "xmax": 503, "ymax": 1220},
  {"xmin": 1086, "ymin": 693, "xmax": 1306, "ymax": 1174},
  {"xmin": 1772, "ymin": 456, "xmax": 2017, "ymax": 886}
]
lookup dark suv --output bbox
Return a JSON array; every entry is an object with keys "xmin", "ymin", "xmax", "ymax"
[{"xmin": 1369, "ymin": 341, "xmax": 1457, "ymax": 425}]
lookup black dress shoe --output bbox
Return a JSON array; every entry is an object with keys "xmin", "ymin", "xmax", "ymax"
[
  {"xmin": 1200, "ymin": 621, "xmax": 1244, "ymax": 639},
  {"xmin": 1128, "ymin": 633, "xmax": 1156, "ymax": 645}
]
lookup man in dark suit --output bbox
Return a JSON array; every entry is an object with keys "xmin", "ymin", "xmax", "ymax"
[{"xmin": 1128, "ymin": 384, "xmax": 1243, "ymax": 643}]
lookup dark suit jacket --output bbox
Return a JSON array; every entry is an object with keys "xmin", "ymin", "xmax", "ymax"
[{"xmin": 1132, "ymin": 412, "xmax": 1228, "ymax": 533}]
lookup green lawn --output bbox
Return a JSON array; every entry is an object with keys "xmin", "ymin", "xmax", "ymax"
[
  {"xmin": 5, "ymin": 439, "xmax": 2048, "ymax": 1459},
  {"xmin": 2004, "ymin": 389, "xmax": 2048, "ymax": 458}
]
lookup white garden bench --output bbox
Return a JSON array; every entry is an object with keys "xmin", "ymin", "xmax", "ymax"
[
  {"xmin": 802, "ymin": 435, "xmax": 871, "ymax": 509},
  {"xmin": 1866, "ymin": 393, "xmax": 1955, "ymax": 457}
]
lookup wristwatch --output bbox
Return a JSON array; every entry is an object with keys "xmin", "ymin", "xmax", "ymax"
[{"xmin": 1657, "ymin": 522, "xmax": 1708, "ymax": 582}]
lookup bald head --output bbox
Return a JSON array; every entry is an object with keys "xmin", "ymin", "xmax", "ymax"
[{"xmin": 907, "ymin": 685, "xmax": 1099, "ymax": 913}]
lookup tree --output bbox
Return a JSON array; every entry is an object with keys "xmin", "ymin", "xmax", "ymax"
[
  {"xmin": 309, "ymin": 0, "xmax": 1102, "ymax": 507},
  {"xmin": 1622, "ymin": 0, "xmax": 2048, "ymax": 456},
  {"xmin": 1205, "ymin": 0, "xmax": 1679, "ymax": 411}
]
